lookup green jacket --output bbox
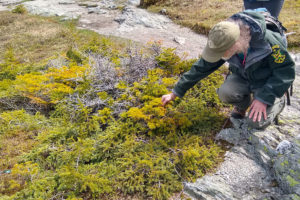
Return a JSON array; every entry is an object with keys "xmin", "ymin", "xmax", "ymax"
[{"xmin": 173, "ymin": 10, "xmax": 295, "ymax": 106}]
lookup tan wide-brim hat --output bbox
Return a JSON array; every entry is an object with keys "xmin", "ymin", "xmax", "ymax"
[{"xmin": 202, "ymin": 21, "xmax": 240, "ymax": 63}]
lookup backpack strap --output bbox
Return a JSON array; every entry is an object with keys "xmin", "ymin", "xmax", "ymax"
[{"xmin": 260, "ymin": 11, "xmax": 287, "ymax": 36}]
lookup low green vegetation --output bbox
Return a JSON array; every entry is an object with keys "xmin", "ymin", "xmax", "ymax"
[
  {"xmin": 143, "ymin": 0, "xmax": 300, "ymax": 51},
  {"xmin": 286, "ymin": 175, "xmax": 300, "ymax": 187},
  {"xmin": 0, "ymin": 11, "xmax": 228, "ymax": 199},
  {"xmin": 11, "ymin": 5, "xmax": 27, "ymax": 14}
]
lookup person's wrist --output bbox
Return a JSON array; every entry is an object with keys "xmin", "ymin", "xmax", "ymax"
[{"xmin": 171, "ymin": 93, "xmax": 177, "ymax": 100}]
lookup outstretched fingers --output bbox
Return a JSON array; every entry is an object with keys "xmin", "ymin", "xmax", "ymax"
[{"xmin": 248, "ymin": 99, "xmax": 268, "ymax": 122}]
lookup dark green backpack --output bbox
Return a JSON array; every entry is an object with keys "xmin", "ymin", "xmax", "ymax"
[
  {"xmin": 260, "ymin": 11, "xmax": 294, "ymax": 107},
  {"xmin": 260, "ymin": 11, "xmax": 287, "ymax": 36}
]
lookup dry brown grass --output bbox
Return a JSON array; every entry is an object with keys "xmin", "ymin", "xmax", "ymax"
[
  {"xmin": 280, "ymin": 0, "xmax": 300, "ymax": 51},
  {"xmin": 0, "ymin": 11, "xmax": 74, "ymax": 63},
  {"xmin": 147, "ymin": 0, "xmax": 300, "ymax": 51},
  {"xmin": 0, "ymin": 11, "xmax": 133, "ymax": 64},
  {"xmin": 148, "ymin": 0, "xmax": 243, "ymax": 35},
  {"xmin": 0, "ymin": 131, "xmax": 37, "ymax": 170}
]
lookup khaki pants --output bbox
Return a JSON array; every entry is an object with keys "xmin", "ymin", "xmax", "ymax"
[{"xmin": 217, "ymin": 74, "xmax": 285, "ymax": 129}]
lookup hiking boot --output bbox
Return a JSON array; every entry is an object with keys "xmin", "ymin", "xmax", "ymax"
[{"xmin": 231, "ymin": 107, "xmax": 246, "ymax": 119}]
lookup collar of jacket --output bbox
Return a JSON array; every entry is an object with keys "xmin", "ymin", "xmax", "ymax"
[{"xmin": 227, "ymin": 11, "xmax": 272, "ymax": 69}]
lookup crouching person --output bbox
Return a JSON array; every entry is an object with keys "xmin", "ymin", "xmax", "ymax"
[{"xmin": 161, "ymin": 9, "xmax": 295, "ymax": 130}]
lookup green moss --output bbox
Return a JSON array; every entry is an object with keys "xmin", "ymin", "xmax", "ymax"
[
  {"xmin": 286, "ymin": 175, "xmax": 300, "ymax": 187},
  {"xmin": 263, "ymin": 146, "xmax": 269, "ymax": 153},
  {"xmin": 281, "ymin": 160, "xmax": 289, "ymax": 167},
  {"xmin": 11, "ymin": 5, "xmax": 27, "ymax": 14},
  {"xmin": 292, "ymin": 194, "xmax": 300, "ymax": 200},
  {"xmin": 66, "ymin": 48, "xmax": 83, "ymax": 64}
]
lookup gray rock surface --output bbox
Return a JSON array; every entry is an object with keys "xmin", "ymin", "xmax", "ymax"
[
  {"xmin": 160, "ymin": 8, "xmax": 167, "ymax": 15},
  {"xmin": 174, "ymin": 36, "xmax": 186, "ymax": 45},
  {"xmin": 127, "ymin": 0, "xmax": 140, "ymax": 6},
  {"xmin": 0, "ymin": 4, "xmax": 7, "ymax": 11},
  {"xmin": 0, "ymin": 0, "xmax": 23, "ymax": 6},
  {"xmin": 185, "ymin": 54, "xmax": 300, "ymax": 199},
  {"xmin": 116, "ymin": 6, "xmax": 170, "ymax": 29},
  {"xmin": 276, "ymin": 140, "xmax": 294, "ymax": 155},
  {"xmin": 87, "ymin": 7, "xmax": 107, "ymax": 14},
  {"xmin": 184, "ymin": 176, "xmax": 235, "ymax": 200},
  {"xmin": 58, "ymin": 0, "xmax": 76, "ymax": 5},
  {"xmin": 274, "ymin": 137, "xmax": 300, "ymax": 197},
  {"xmin": 0, "ymin": 0, "xmax": 207, "ymax": 59},
  {"xmin": 78, "ymin": 4, "xmax": 206, "ymax": 59}
]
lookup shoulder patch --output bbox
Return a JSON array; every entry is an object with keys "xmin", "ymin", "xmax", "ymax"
[{"xmin": 271, "ymin": 45, "xmax": 285, "ymax": 63}]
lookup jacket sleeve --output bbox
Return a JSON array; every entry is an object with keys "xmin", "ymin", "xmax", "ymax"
[
  {"xmin": 254, "ymin": 46, "xmax": 295, "ymax": 105},
  {"xmin": 172, "ymin": 58, "xmax": 225, "ymax": 98}
]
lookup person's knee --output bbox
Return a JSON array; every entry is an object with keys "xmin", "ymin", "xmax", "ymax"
[
  {"xmin": 217, "ymin": 86, "xmax": 246, "ymax": 104},
  {"xmin": 217, "ymin": 86, "xmax": 234, "ymax": 103}
]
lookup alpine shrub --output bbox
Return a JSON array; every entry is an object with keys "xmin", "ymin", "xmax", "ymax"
[{"xmin": 0, "ymin": 36, "xmax": 227, "ymax": 200}]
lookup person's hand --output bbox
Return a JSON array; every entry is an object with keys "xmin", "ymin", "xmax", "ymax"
[
  {"xmin": 248, "ymin": 99, "xmax": 267, "ymax": 122},
  {"xmin": 161, "ymin": 93, "xmax": 177, "ymax": 107}
]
